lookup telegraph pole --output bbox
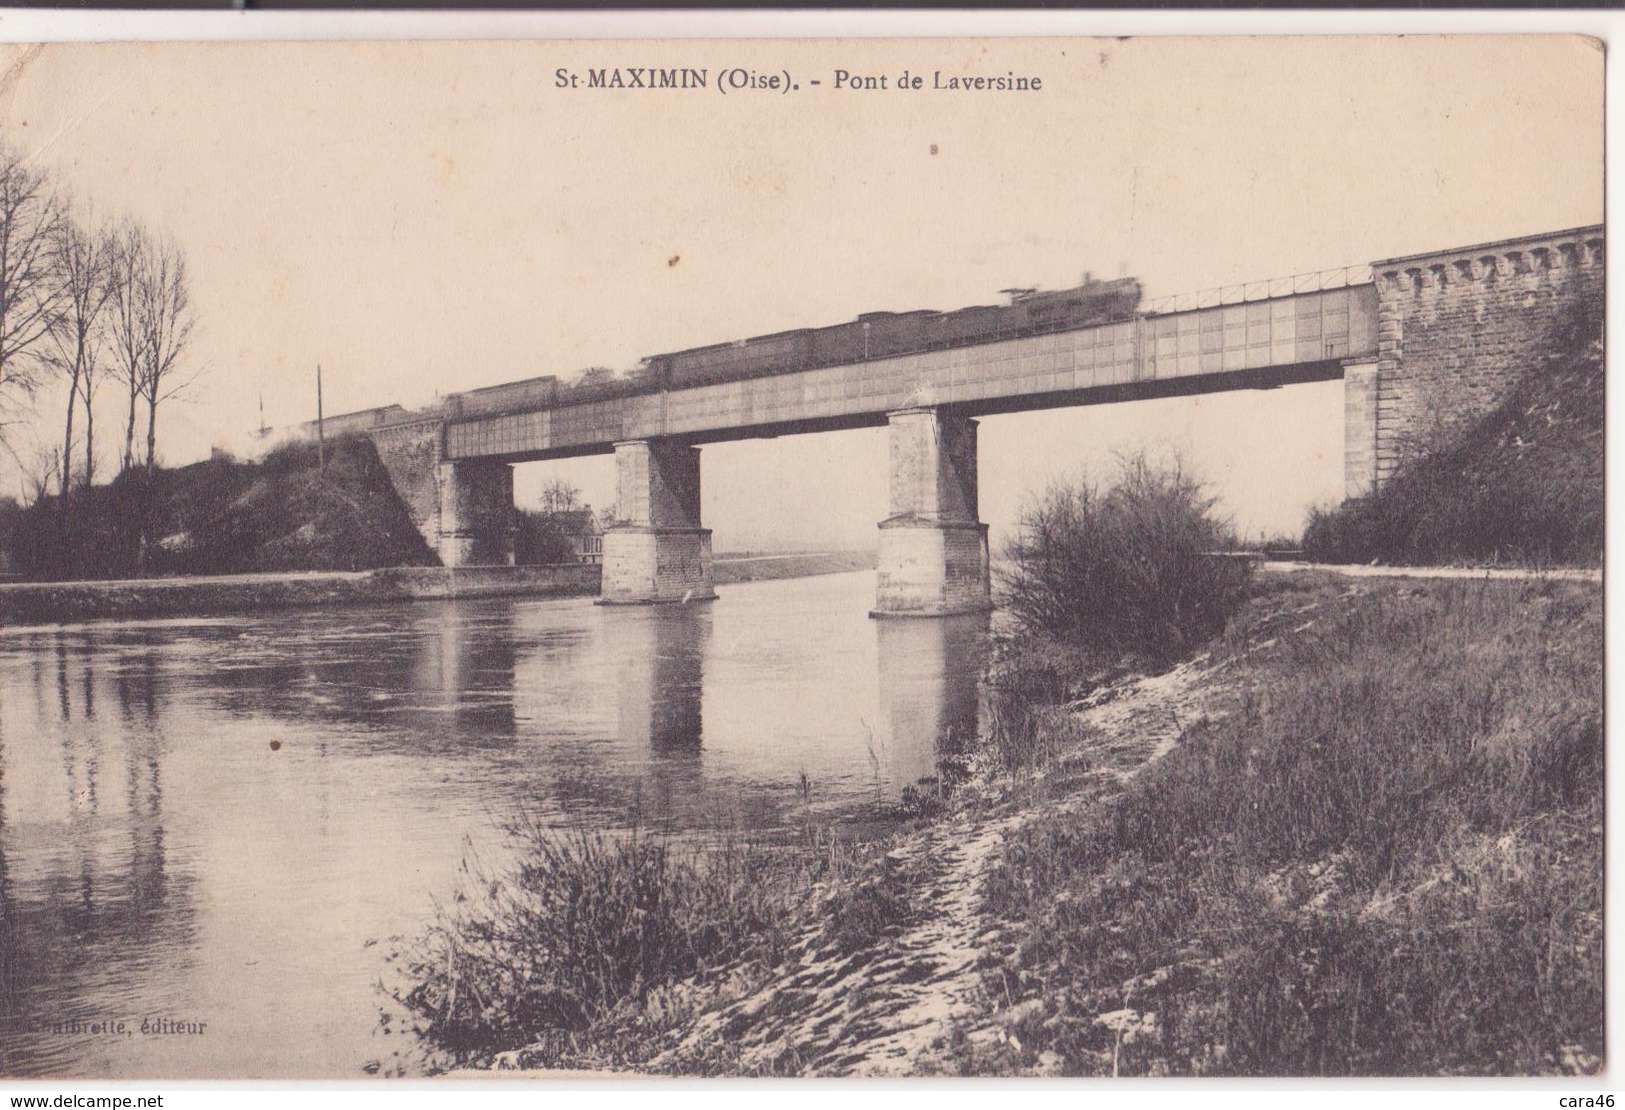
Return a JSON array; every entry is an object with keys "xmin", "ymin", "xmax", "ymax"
[{"xmin": 316, "ymin": 363, "xmax": 326, "ymax": 469}]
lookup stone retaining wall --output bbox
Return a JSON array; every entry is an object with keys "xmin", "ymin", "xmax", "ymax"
[{"xmin": 1371, "ymin": 226, "xmax": 1604, "ymax": 485}]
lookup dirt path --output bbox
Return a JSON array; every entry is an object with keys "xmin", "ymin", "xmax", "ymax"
[
  {"xmin": 650, "ymin": 646, "xmax": 1227, "ymax": 1077},
  {"xmin": 645, "ymin": 811, "xmax": 1013, "ymax": 1075},
  {"xmin": 1264, "ymin": 560, "xmax": 1600, "ymax": 582}
]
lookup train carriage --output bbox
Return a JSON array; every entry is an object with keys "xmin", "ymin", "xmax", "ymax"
[
  {"xmin": 449, "ymin": 271, "xmax": 1147, "ymax": 421},
  {"xmin": 660, "ymin": 328, "xmax": 815, "ymax": 389},
  {"xmin": 931, "ymin": 303, "xmax": 1018, "ymax": 347},
  {"xmin": 809, "ymin": 310, "xmax": 939, "ymax": 367},
  {"xmin": 445, "ymin": 375, "xmax": 559, "ymax": 418}
]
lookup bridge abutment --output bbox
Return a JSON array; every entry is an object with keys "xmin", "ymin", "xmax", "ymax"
[
  {"xmin": 1370, "ymin": 227, "xmax": 1603, "ymax": 488},
  {"xmin": 438, "ymin": 459, "xmax": 516, "ymax": 567},
  {"xmin": 872, "ymin": 408, "xmax": 991, "ymax": 618},
  {"xmin": 600, "ymin": 438, "xmax": 716, "ymax": 604}
]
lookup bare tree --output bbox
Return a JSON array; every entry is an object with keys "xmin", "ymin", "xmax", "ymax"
[
  {"xmin": 106, "ymin": 219, "xmax": 149, "ymax": 475},
  {"xmin": 43, "ymin": 213, "xmax": 114, "ymax": 498},
  {"xmin": 78, "ymin": 293, "xmax": 109, "ymax": 488},
  {"xmin": 18, "ymin": 443, "xmax": 58, "ymax": 507},
  {"xmin": 0, "ymin": 143, "xmax": 66, "ymax": 451},
  {"xmin": 538, "ymin": 478, "xmax": 581, "ymax": 514},
  {"xmin": 136, "ymin": 234, "xmax": 194, "ymax": 476},
  {"xmin": 106, "ymin": 221, "xmax": 144, "ymax": 474}
]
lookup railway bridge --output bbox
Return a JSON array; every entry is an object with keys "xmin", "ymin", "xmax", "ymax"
[{"xmin": 315, "ymin": 225, "xmax": 1603, "ymax": 616}]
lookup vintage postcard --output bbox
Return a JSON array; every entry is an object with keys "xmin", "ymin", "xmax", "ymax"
[{"xmin": 0, "ymin": 31, "xmax": 1604, "ymax": 1084}]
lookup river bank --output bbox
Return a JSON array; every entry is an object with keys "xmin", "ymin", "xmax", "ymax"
[
  {"xmin": 0, "ymin": 551, "xmax": 880, "ymax": 628},
  {"xmin": 415, "ymin": 568, "xmax": 1602, "ymax": 1077},
  {"xmin": 713, "ymin": 550, "xmax": 876, "ymax": 584},
  {"xmin": 0, "ymin": 564, "xmax": 601, "ymax": 627}
]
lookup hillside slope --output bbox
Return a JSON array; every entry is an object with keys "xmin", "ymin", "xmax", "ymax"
[{"xmin": 9, "ymin": 436, "xmax": 436, "ymax": 580}]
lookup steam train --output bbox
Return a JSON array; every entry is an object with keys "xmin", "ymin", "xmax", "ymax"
[{"xmin": 442, "ymin": 275, "xmax": 1142, "ymax": 420}]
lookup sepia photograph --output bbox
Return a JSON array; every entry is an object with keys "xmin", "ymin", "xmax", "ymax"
[{"xmin": 0, "ymin": 28, "xmax": 1605, "ymax": 1084}]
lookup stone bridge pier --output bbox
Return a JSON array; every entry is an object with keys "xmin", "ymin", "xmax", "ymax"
[
  {"xmin": 438, "ymin": 459, "xmax": 515, "ymax": 567},
  {"xmin": 1342, "ymin": 357, "xmax": 1380, "ymax": 499},
  {"xmin": 872, "ymin": 408, "xmax": 992, "ymax": 618},
  {"xmin": 600, "ymin": 438, "xmax": 717, "ymax": 604}
]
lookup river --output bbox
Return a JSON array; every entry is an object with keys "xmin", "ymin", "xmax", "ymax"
[{"xmin": 0, "ymin": 570, "xmax": 989, "ymax": 1078}]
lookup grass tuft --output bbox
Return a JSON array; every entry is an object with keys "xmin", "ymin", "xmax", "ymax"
[
  {"xmin": 978, "ymin": 577, "xmax": 1602, "ymax": 1076},
  {"xmin": 385, "ymin": 818, "xmax": 825, "ymax": 1068}
]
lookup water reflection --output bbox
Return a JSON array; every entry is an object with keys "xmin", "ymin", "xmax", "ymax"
[
  {"xmin": 407, "ymin": 606, "xmax": 520, "ymax": 742},
  {"xmin": 201, "ymin": 605, "xmax": 520, "ymax": 747},
  {"xmin": 604, "ymin": 604, "xmax": 710, "ymax": 755},
  {"xmin": 0, "ymin": 571, "xmax": 990, "ymax": 1077},
  {"xmin": 0, "ymin": 631, "xmax": 194, "ymax": 1078},
  {"xmin": 598, "ymin": 605, "xmax": 709, "ymax": 822},
  {"xmin": 874, "ymin": 614, "xmax": 988, "ymax": 800}
]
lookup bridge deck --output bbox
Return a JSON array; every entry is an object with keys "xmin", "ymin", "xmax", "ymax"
[{"xmin": 444, "ymin": 284, "xmax": 1378, "ymax": 462}]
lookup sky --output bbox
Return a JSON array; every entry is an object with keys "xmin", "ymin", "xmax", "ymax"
[{"xmin": 0, "ymin": 35, "xmax": 1603, "ymax": 551}]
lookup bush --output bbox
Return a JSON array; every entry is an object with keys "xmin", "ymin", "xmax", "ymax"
[
  {"xmin": 513, "ymin": 509, "xmax": 580, "ymax": 565},
  {"xmin": 0, "ymin": 495, "xmax": 23, "ymax": 573},
  {"xmin": 1000, "ymin": 455, "xmax": 1251, "ymax": 669}
]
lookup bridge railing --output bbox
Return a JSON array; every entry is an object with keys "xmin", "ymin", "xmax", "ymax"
[{"xmin": 1141, "ymin": 265, "xmax": 1374, "ymax": 315}]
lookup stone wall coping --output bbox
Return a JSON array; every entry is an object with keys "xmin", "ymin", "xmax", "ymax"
[
  {"xmin": 877, "ymin": 515, "xmax": 989, "ymax": 531},
  {"xmin": 1372, "ymin": 224, "xmax": 1603, "ymax": 269}
]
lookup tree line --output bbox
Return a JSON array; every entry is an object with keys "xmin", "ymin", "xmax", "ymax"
[{"xmin": 0, "ymin": 138, "xmax": 195, "ymax": 506}]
